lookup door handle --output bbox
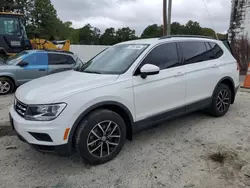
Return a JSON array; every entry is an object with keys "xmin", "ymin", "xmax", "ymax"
[
  {"xmin": 38, "ymin": 69, "xmax": 46, "ymax": 71},
  {"xmin": 174, "ymin": 72, "xmax": 184, "ymax": 77}
]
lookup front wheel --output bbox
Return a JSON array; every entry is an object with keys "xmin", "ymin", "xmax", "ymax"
[
  {"xmin": 0, "ymin": 77, "xmax": 15, "ymax": 95},
  {"xmin": 208, "ymin": 83, "xmax": 232, "ymax": 117},
  {"xmin": 75, "ymin": 109, "xmax": 126, "ymax": 165}
]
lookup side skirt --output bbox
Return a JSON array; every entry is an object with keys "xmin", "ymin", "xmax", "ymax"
[{"xmin": 133, "ymin": 97, "xmax": 211, "ymax": 133}]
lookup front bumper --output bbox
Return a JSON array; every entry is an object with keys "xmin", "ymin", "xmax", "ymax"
[{"xmin": 9, "ymin": 105, "xmax": 72, "ymax": 155}]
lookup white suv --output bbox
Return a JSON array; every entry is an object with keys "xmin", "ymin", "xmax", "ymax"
[{"xmin": 10, "ymin": 36, "xmax": 239, "ymax": 165}]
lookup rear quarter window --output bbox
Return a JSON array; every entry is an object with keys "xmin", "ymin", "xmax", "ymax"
[
  {"xmin": 48, "ymin": 53, "xmax": 75, "ymax": 65},
  {"xmin": 208, "ymin": 42, "xmax": 223, "ymax": 59}
]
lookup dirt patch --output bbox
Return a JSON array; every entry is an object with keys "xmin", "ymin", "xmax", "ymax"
[
  {"xmin": 0, "ymin": 125, "xmax": 15, "ymax": 137},
  {"xmin": 209, "ymin": 151, "xmax": 228, "ymax": 164},
  {"xmin": 200, "ymin": 148, "xmax": 250, "ymax": 187},
  {"xmin": 208, "ymin": 150, "xmax": 239, "ymax": 165}
]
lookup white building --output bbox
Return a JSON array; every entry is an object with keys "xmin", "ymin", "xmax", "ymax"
[{"xmin": 228, "ymin": 0, "xmax": 250, "ymax": 41}]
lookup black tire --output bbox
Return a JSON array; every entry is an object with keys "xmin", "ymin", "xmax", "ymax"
[
  {"xmin": 208, "ymin": 83, "xmax": 232, "ymax": 117},
  {"xmin": 0, "ymin": 77, "xmax": 15, "ymax": 95},
  {"xmin": 75, "ymin": 109, "xmax": 126, "ymax": 165}
]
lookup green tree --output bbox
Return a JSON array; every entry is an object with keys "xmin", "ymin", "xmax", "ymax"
[
  {"xmin": 171, "ymin": 22, "xmax": 185, "ymax": 35},
  {"xmin": 0, "ymin": 0, "xmax": 15, "ymax": 12},
  {"xmin": 141, "ymin": 24, "xmax": 162, "ymax": 38},
  {"xmin": 55, "ymin": 21, "xmax": 72, "ymax": 40},
  {"xmin": 99, "ymin": 28, "xmax": 117, "ymax": 45},
  {"xmin": 217, "ymin": 33, "xmax": 227, "ymax": 40},
  {"xmin": 116, "ymin": 27, "xmax": 137, "ymax": 42},
  {"xmin": 30, "ymin": 0, "xmax": 59, "ymax": 39},
  {"xmin": 70, "ymin": 28, "xmax": 80, "ymax": 44},
  {"xmin": 202, "ymin": 27, "xmax": 216, "ymax": 38},
  {"xmin": 79, "ymin": 24, "xmax": 100, "ymax": 45},
  {"xmin": 92, "ymin": 27, "xmax": 100, "ymax": 44},
  {"xmin": 0, "ymin": 0, "xmax": 34, "ymax": 26},
  {"xmin": 183, "ymin": 20, "xmax": 203, "ymax": 35}
]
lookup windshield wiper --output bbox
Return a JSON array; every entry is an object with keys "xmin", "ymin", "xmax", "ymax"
[{"xmin": 83, "ymin": 70, "xmax": 102, "ymax": 74}]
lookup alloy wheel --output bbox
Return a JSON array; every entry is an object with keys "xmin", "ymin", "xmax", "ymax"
[
  {"xmin": 87, "ymin": 120, "xmax": 121, "ymax": 158},
  {"xmin": 216, "ymin": 89, "xmax": 230, "ymax": 113},
  {"xmin": 0, "ymin": 81, "xmax": 11, "ymax": 94}
]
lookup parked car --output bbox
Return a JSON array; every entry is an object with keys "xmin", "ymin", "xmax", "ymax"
[
  {"xmin": 0, "ymin": 50, "xmax": 84, "ymax": 94},
  {"xmin": 10, "ymin": 36, "xmax": 239, "ymax": 165}
]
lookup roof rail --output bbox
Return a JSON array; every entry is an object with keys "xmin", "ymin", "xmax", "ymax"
[
  {"xmin": 158, "ymin": 35, "xmax": 215, "ymax": 40},
  {"xmin": 43, "ymin": 49, "xmax": 74, "ymax": 54}
]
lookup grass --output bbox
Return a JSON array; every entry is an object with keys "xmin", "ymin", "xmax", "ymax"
[{"xmin": 209, "ymin": 151, "xmax": 227, "ymax": 164}]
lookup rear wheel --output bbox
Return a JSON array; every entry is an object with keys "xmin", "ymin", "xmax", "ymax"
[
  {"xmin": 0, "ymin": 77, "xmax": 14, "ymax": 95},
  {"xmin": 75, "ymin": 109, "xmax": 126, "ymax": 165},
  {"xmin": 208, "ymin": 83, "xmax": 232, "ymax": 117}
]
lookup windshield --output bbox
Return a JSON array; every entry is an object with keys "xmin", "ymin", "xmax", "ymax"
[
  {"xmin": 76, "ymin": 44, "xmax": 149, "ymax": 74},
  {"xmin": 6, "ymin": 51, "xmax": 29, "ymax": 65},
  {"xmin": 0, "ymin": 17, "xmax": 21, "ymax": 36}
]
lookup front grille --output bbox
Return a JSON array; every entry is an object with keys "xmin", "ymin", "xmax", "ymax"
[{"xmin": 15, "ymin": 99, "xmax": 28, "ymax": 117}]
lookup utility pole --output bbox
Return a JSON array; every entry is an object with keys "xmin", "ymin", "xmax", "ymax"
[
  {"xmin": 163, "ymin": 0, "xmax": 167, "ymax": 36},
  {"xmin": 167, "ymin": 0, "xmax": 172, "ymax": 36}
]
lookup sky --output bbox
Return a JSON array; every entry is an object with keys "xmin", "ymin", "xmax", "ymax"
[{"xmin": 51, "ymin": 0, "xmax": 232, "ymax": 35}]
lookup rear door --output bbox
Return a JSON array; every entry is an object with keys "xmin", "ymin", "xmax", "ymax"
[
  {"xmin": 15, "ymin": 52, "xmax": 48, "ymax": 85},
  {"xmin": 48, "ymin": 53, "xmax": 76, "ymax": 75},
  {"xmin": 179, "ymin": 40, "xmax": 223, "ymax": 108}
]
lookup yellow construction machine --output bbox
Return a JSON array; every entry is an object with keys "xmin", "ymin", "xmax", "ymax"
[
  {"xmin": 0, "ymin": 12, "xmax": 70, "ymax": 59},
  {"xmin": 30, "ymin": 39, "xmax": 70, "ymax": 51}
]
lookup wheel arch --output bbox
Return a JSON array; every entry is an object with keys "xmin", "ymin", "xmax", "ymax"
[
  {"xmin": 68, "ymin": 101, "xmax": 135, "ymax": 149},
  {"xmin": 213, "ymin": 76, "xmax": 236, "ymax": 104},
  {"xmin": 0, "ymin": 75, "xmax": 16, "ymax": 88}
]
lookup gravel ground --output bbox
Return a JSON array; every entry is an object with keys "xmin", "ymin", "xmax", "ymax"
[{"xmin": 1, "ymin": 91, "xmax": 250, "ymax": 188}]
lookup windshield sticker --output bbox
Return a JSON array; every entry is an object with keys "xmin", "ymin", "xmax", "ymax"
[{"xmin": 126, "ymin": 45, "xmax": 146, "ymax": 50}]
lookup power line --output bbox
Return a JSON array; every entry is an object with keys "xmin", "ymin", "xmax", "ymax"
[{"xmin": 202, "ymin": 0, "xmax": 219, "ymax": 39}]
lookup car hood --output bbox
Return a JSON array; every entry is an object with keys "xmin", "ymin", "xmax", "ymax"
[{"xmin": 15, "ymin": 70, "xmax": 119, "ymax": 104}]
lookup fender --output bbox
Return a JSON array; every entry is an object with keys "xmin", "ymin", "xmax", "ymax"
[
  {"xmin": 0, "ymin": 73, "xmax": 17, "ymax": 86},
  {"xmin": 67, "ymin": 101, "xmax": 134, "ymax": 148},
  {"xmin": 212, "ymin": 76, "xmax": 236, "ymax": 103}
]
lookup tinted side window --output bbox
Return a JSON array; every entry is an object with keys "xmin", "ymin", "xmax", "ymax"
[
  {"xmin": 23, "ymin": 53, "xmax": 48, "ymax": 66},
  {"xmin": 48, "ymin": 54, "xmax": 75, "ymax": 65},
  {"xmin": 68, "ymin": 56, "xmax": 76, "ymax": 64},
  {"xmin": 209, "ymin": 42, "xmax": 223, "ymax": 59},
  {"xmin": 204, "ymin": 42, "xmax": 215, "ymax": 60},
  {"xmin": 180, "ymin": 41, "xmax": 213, "ymax": 64},
  {"xmin": 140, "ymin": 43, "xmax": 179, "ymax": 70}
]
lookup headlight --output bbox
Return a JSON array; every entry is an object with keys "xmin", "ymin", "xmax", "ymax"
[{"xmin": 25, "ymin": 103, "xmax": 66, "ymax": 121}]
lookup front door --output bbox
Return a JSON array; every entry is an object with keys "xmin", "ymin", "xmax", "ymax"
[
  {"xmin": 15, "ymin": 52, "xmax": 48, "ymax": 85},
  {"xmin": 132, "ymin": 42, "xmax": 186, "ymax": 123}
]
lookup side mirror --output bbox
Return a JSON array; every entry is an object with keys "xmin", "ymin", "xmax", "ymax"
[
  {"xmin": 140, "ymin": 64, "xmax": 160, "ymax": 79},
  {"xmin": 18, "ymin": 61, "xmax": 29, "ymax": 67}
]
